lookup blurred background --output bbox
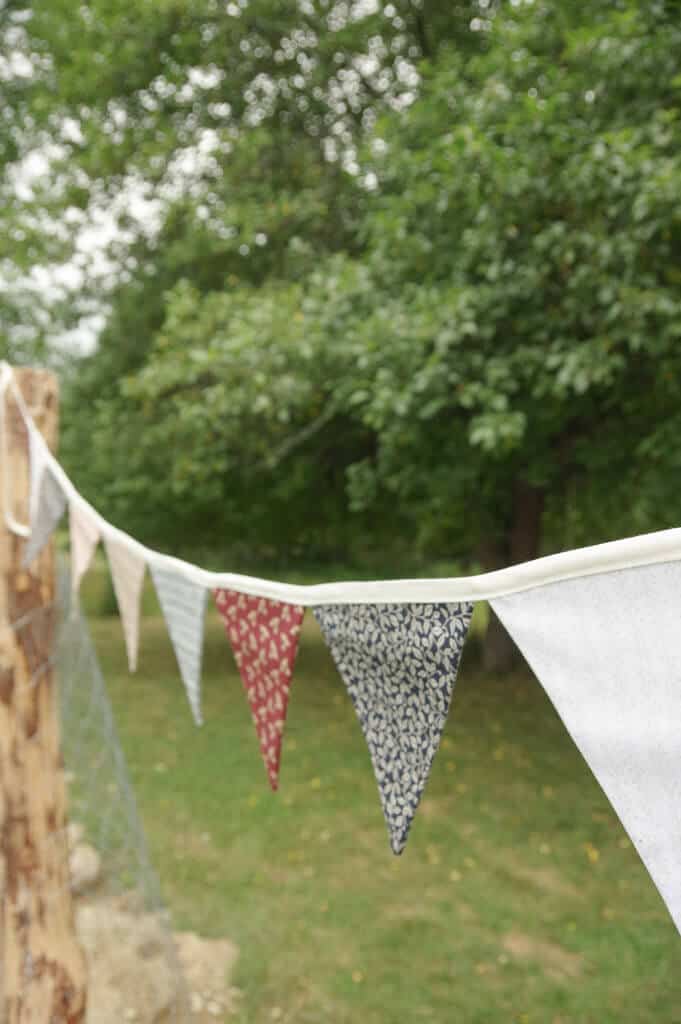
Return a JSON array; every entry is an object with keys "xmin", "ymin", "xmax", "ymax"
[{"xmin": 3, "ymin": 1, "xmax": 681, "ymax": 1020}]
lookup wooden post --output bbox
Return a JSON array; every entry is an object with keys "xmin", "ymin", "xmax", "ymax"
[{"xmin": 0, "ymin": 369, "xmax": 87, "ymax": 1021}]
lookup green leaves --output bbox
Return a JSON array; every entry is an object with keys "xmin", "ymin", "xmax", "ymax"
[{"xmin": 9, "ymin": 0, "xmax": 678, "ymax": 567}]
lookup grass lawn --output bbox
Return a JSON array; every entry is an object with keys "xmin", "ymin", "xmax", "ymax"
[{"xmin": 79, "ymin": 567, "xmax": 681, "ymax": 1024}]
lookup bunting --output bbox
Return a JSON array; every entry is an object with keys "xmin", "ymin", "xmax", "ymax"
[
  {"xmin": 314, "ymin": 602, "xmax": 473, "ymax": 854},
  {"xmin": 214, "ymin": 589, "xmax": 304, "ymax": 790},
  {"xmin": 6, "ymin": 358, "xmax": 681, "ymax": 934},
  {"xmin": 23, "ymin": 464, "xmax": 66, "ymax": 567},
  {"xmin": 151, "ymin": 565, "xmax": 207, "ymax": 726},
  {"xmin": 105, "ymin": 537, "xmax": 146, "ymax": 672},
  {"xmin": 69, "ymin": 502, "xmax": 100, "ymax": 596},
  {"xmin": 491, "ymin": 561, "xmax": 681, "ymax": 935}
]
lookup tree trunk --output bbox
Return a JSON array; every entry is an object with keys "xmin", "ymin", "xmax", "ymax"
[
  {"xmin": 481, "ymin": 481, "xmax": 544, "ymax": 674},
  {"xmin": 482, "ymin": 609, "xmax": 517, "ymax": 675},
  {"xmin": 0, "ymin": 369, "xmax": 87, "ymax": 1022}
]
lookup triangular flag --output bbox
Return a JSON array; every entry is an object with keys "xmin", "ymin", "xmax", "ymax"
[
  {"xmin": 313, "ymin": 602, "xmax": 473, "ymax": 854},
  {"xmin": 491, "ymin": 561, "xmax": 681, "ymax": 935},
  {"xmin": 69, "ymin": 502, "xmax": 100, "ymax": 596},
  {"xmin": 27, "ymin": 425, "xmax": 47, "ymax": 525},
  {"xmin": 151, "ymin": 564, "xmax": 207, "ymax": 725},
  {"xmin": 214, "ymin": 588, "xmax": 304, "ymax": 790},
  {"xmin": 105, "ymin": 537, "xmax": 146, "ymax": 672},
  {"xmin": 22, "ymin": 465, "xmax": 66, "ymax": 568}
]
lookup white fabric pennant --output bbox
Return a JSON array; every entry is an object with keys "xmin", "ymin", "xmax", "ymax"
[
  {"xmin": 151, "ymin": 564, "xmax": 207, "ymax": 726},
  {"xmin": 22, "ymin": 466, "xmax": 66, "ymax": 568},
  {"xmin": 28, "ymin": 425, "xmax": 47, "ymax": 525},
  {"xmin": 105, "ymin": 537, "xmax": 146, "ymax": 672},
  {"xmin": 491, "ymin": 561, "xmax": 681, "ymax": 935},
  {"xmin": 70, "ymin": 502, "xmax": 100, "ymax": 596},
  {"xmin": 314, "ymin": 602, "xmax": 473, "ymax": 854}
]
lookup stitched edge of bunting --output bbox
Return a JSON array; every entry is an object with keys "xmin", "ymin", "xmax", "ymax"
[{"xmin": 8, "ymin": 363, "xmax": 681, "ymax": 604}]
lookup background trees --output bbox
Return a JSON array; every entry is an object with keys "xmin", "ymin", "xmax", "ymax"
[{"xmin": 3, "ymin": 0, "xmax": 681, "ymax": 664}]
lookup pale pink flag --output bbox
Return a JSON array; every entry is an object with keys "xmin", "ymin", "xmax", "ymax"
[
  {"xmin": 70, "ymin": 502, "xmax": 100, "ymax": 596},
  {"xmin": 105, "ymin": 537, "xmax": 145, "ymax": 673}
]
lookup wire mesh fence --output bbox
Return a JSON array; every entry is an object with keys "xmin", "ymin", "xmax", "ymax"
[{"xmin": 54, "ymin": 563, "xmax": 190, "ymax": 1022}]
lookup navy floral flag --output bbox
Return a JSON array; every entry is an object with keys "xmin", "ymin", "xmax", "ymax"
[{"xmin": 313, "ymin": 602, "xmax": 474, "ymax": 854}]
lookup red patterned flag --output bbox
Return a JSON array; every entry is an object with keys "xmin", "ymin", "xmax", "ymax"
[{"xmin": 214, "ymin": 589, "xmax": 305, "ymax": 790}]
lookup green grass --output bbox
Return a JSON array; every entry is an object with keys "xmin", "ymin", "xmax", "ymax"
[{"xmin": 80, "ymin": 568, "xmax": 681, "ymax": 1024}]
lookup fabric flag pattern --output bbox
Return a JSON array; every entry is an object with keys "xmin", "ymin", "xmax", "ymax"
[
  {"xmin": 491, "ymin": 561, "xmax": 681, "ymax": 935},
  {"xmin": 314, "ymin": 601, "xmax": 473, "ymax": 854},
  {"xmin": 106, "ymin": 537, "xmax": 146, "ymax": 672},
  {"xmin": 70, "ymin": 502, "xmax": 100, "ymax": 596},
  {"xmin": 214, "ymin": 589, "xmax": 305, "ymax": 789},
  {"xmin": 151, "ymin": 565, "xmax": 207, "ymax": 726},
  {"xmin": 23, "ymin": 465, "xmax": 66, "ymax": 568}
]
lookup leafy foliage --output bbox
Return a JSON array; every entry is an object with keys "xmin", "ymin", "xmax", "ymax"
[{"xmin": 5, "ymin": 1, "xmax": 681, "ymax": 568}]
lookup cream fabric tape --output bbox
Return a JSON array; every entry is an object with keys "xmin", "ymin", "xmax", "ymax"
[{"xmin": 4, "ymin": 361, "xmax": 681, "ymax": 606}]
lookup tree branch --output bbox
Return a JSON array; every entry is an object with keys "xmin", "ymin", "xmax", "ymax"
[
  {"xmin": 265, "ymin": 406, "xmax": 336, "ymax": 466},
  {"xmin": 413, "ymin": 10, "xmax": 431, "ymax": 59}
]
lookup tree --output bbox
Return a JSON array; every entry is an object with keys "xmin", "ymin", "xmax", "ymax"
[
  {"xmin": 12, "ymin": 0, "xmax": 490, "ymax": 359},
  {"xmin": 6, "ymin": 1, "xmax": 681, "ymax": 669},
  {"xmin": 0, "ymin": 4, "xmax": 52, "ymax": 364},
  {"xmin": 9, "ymin": 0, "xmax": 490, "ymax": 553},
  {"xmin": 95, "ymin": 1, "xmax": 681, "ymax": 666}
]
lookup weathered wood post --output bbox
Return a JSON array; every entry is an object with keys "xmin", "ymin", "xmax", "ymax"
[{"xmin": 0, "ymin": 369, "xmax": 87, "ymax": 1021}]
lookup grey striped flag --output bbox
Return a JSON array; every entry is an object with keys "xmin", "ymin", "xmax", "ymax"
[{"xmin": 151, "ymin": 564, "xmax": 207, "ymax": 726}]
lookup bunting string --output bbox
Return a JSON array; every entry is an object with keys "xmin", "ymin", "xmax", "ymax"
[{"xmin": 3, "ymin": 360, "xmax": 681, "ymax": 607}]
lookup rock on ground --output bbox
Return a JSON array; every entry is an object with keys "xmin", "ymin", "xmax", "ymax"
[
  {"xmin": 74, "ymin": 892, "xmax": 240, "ymax": 1023},
  {"xmin": 66, "ymin": 821, "xmax": 240, "ymax": 1022},
  {"xmin": 76, "ymin": 896, "xmax": 181, "ymax": 1024},
  {"xmin": 175, "ymin": 931, "xmax": 240, "ymax": 1021},
  {"xmin": 69, "ymin": 843, "xmax": 102, "ymax": 895}
]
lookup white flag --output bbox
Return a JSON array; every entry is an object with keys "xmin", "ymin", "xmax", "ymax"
[
  {"xmin": 151, "ymin": 564, "xmax": 207, "ymax": 726},
  {"xmin": 491, "ymin": 561, "xmax": 681, "ymax": 935},
  {"xmin": 105, "ymin": 537, "xmax": 145, "ymax": 672},
  {"xmin": 23, "ymin": 466, "xmax": 66, "ymax": 568},
  {"xmin": 70, "ymin": 503, "xmax": 100, "ymax": 596},
  {"xmin": 28, "ymin": 425, "xmax": 47, "ymax": 525}
]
